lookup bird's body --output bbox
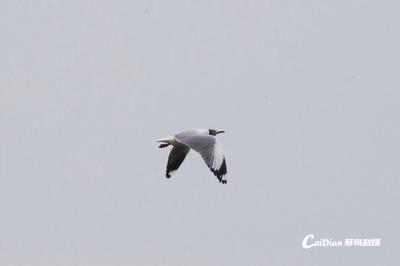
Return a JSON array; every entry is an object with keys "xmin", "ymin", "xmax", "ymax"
[{"xmin": 157, "ymin": 129, "xmax": 227, "ymax": 184}]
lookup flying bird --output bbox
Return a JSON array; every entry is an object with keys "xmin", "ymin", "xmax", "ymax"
[{"xmin": 157, "ymin": 129, "xmax": 228, "ymax": 184}]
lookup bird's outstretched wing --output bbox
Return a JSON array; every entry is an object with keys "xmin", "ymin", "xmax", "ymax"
[
  {"xmin": 197, "ymin": 140, "xmax": 227, "ymax": 184},
  {"xmin": 166, "ymin": 143, "xmax": 190, "ymax": 178},
  {"xmin": 175, "ymin": 131, "xmax": 228, "ymax": 184}
]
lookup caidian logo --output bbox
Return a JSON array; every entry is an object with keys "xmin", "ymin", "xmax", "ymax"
[
  {"xmin": 302, "ymin": 234, "xmax": 343, "ymax": 249},
  {"xmin": 302, "ymin": 234, "xmax": 381, "ymax": 249}
]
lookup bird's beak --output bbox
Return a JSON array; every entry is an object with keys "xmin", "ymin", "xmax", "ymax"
[{"xmin": 216, "ymin": 130, "xmax": 225, "ymax": 135}]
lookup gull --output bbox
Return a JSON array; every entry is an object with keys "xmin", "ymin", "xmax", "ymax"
[{"xmin": 156, "ymin": 129, "xmax": 228, "ymax": 184}]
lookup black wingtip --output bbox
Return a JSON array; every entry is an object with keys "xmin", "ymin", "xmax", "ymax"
[
  {"xmin": 210, "ymin": 158, "xmax": 227, "ymax": 184},
  {"xmin": 218, "ymin": 177, "xmax": 227, "ymax": 184}
]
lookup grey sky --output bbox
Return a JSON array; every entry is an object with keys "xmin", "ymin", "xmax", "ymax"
[{"xmin": 1, "ymin": 1, "xmax": 399, "ymax": 265}]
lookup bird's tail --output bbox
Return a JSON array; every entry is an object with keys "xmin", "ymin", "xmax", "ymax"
[
  {"xmin": 156, "ymin": 136, "xmax": 176, "ymax": 149},
  {"xmin": 156, "ymin": 137, "xmax": 175, "ymax": 142},
  {"xmin": 156, "ymin": 136, "xmax": 175, "ymax": 143}
]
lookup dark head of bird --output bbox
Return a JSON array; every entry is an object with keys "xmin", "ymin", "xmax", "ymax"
[{"xmin": 209, "ymin": 129, "xmax": 225, "ymax": 136}]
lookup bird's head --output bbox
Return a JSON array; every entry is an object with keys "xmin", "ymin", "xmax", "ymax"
[{"xmin": 208, "ymin": 129, "xmax": 225, "ymax": 136}]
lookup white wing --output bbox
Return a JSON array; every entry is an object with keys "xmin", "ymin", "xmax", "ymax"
[
  {"xmin": 175, "ymin": 131, "xmax": 227, "ymax": 183},
  {"xmin": 198, "ymin": 139, "xmax": 225, "ymax": 170}
]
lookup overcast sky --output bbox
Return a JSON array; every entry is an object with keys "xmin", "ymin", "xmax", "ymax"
[{"xmin": 1, "ymin": 1, "xmax": 399, "ymax": 265}]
